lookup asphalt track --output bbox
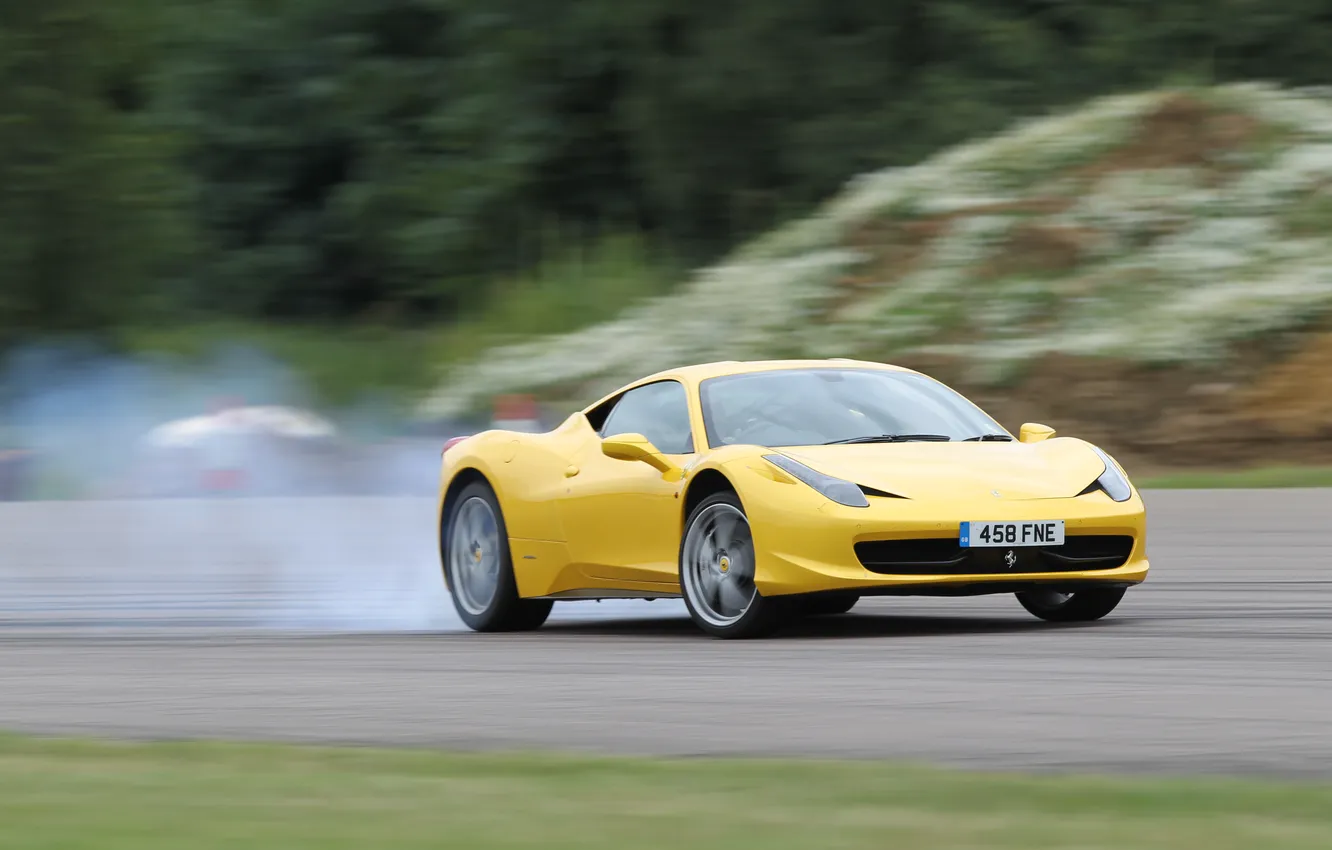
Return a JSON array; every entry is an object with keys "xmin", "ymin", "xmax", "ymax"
[{"xmin": 1, "ymin": 489, "xmax": 1330, "ymax": 776}]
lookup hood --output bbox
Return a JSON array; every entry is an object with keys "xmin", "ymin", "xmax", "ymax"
[{"xmin": 778, "ymin": 439, "xmax": 1105, "ymax": 502}]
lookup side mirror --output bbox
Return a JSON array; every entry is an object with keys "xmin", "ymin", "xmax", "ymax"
[
  {"xmin": 1018, "ymin": 422, "xmax": 1056, "ymax": 444},
  {"xmin": 602, "ymin": 433, "xmax": 682, "ymax": 480}
]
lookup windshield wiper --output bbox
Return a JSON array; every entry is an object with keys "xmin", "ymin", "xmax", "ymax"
[
  {"xmin": 963, "ymin": 433, "xmax": 1015, "ymax": 442},
  {"xmin": 823, "ymin": 433, "xmax": 952, "ymax": 445}
]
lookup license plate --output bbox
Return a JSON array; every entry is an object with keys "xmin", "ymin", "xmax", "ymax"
[{"xmin": 960, "ymin": 520, "xmax": 1064, "ymax": 548}]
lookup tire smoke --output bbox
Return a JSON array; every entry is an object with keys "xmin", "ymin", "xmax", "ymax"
[{"xmin": 0, "ymin": 342, "xmax": 685, "ymax": 631}]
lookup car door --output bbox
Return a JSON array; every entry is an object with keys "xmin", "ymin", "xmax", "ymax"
[{"xmin": 559, "ymin": 379, "xmax": 695, "ymax": 586}]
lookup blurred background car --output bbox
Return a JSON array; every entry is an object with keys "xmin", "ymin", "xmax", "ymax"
[{"xmin": 130, "ymin": 401, "xmax": 343, "ymax": 498}]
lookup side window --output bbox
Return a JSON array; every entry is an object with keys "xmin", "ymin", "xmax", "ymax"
[{"xmin": 599, "ymin": 380, "xmax": 694, "ymax": 454}]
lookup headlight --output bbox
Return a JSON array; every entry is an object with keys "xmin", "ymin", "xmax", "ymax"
[
  {"xmin": 1088, "ymin": 446, "xmax": 1132, "ymax": 502},
  {"xmin": 763, "ymin": 454, "xmax": 869, "ymax": 508}
]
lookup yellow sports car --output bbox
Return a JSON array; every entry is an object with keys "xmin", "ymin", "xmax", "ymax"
[{"xmin": 438, "ymin": 359, "xmax": 1148, "ymax": 638}]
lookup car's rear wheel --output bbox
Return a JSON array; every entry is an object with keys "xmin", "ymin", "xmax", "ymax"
[
  {"xmin": 443, "ymin": 480, "xmax": 553, "ymax": 631},
  {"xmin": 679, "ymin": 492, "xmax": 789, "ymax": 639},
  {"xmin": 1015, "ymin": 587, "xmax": 1126, "ymax": 622},
  {"xmin": 800, "ymin": 592, "xmax": 860, "ymax": 617}
]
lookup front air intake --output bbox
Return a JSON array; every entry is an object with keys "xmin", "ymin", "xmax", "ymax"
[{"xmin": 854, "ymin": 535, "xmax": 1134, "ymax": 575}]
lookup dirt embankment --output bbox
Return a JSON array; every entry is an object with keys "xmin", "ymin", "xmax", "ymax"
[
  {"xmin": 897, "ymin": 319, "xmax": 1332, "ymax": 474},
  {"xmin": 826, "ymin": 94, "xmax": 1332, "ymax": 473}
]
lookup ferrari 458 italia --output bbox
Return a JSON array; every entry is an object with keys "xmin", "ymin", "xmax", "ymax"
[{"xmin": 438, "ymin": 359, "xmax": 1148, "ymax": 638}]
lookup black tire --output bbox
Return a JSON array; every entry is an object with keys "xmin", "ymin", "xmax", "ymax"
[
  {"xmin": 1015, "ymin": 587, "xmax": 1126, "ymax": 622},
  {"xmin": 442, "ymin": 480, "xmax": 553, "ymax": 632},
  {"xmin": 678, "ymin": 491, "xmax": 791, "ymax": 639},
  {"xmin": 800, "ymin": 592, "xmax": 861, "ymax": 617}
]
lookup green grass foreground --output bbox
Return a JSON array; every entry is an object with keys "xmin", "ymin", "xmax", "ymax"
[
  {"xmin": 2, "ymin": 736, "xmax": 1331, "ymax": 849},
  {"xmin": 1141, "ymin": 465, "xmax": 1332, "ymax": 489}
]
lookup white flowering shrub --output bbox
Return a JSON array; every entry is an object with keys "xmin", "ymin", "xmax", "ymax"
[{"xmin": 419, "ymin": 84, "xmax": 1332, "ymax": 419}]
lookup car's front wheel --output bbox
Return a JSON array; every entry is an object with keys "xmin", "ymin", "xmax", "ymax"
[
  {"xmin": 443, "ymin": 480, "xmax": 553, "ymax": 632},
  {"xmin": 1015, "ymin": 587, "xmax": 1126, "ymax": 622},
  {"xmin": 679, "ymin": 492, "xmax": 789, "ymax": 639}
]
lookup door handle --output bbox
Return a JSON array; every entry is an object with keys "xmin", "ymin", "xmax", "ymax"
[{"xmin": 564, "ymin": 465, "xmax": 580, "ymax": 477}]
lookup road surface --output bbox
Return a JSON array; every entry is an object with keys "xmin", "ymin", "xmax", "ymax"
[{"xmin": 0, "ymin": 489, "xmax": 1329, "ymax": 776}]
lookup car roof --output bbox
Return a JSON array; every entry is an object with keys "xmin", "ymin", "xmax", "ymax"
[
  {"xmin": 650, "ymin": 358, "xmax": 915, "ymax": 383},
  {"xmin": 582, "ymin": 359, "xmax": 918, "ymax": 412}
]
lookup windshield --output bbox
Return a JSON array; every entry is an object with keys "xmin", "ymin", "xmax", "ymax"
[{"xmin": 698, "ymin": 368, "xmax": 1007, "ymax": 448}]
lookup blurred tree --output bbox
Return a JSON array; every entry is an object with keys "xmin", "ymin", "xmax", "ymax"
[
  {"xmin": 136, "ymin": 0, "xmax": 1332, "ymax": 322},
  {"xmin": 6, "ymin": 0, "xmax": 1332, "ymax": 334},
  {"xmin": 156, "ymin": 0, "xmax": 556, "ymax": 320},
  {"xmin": 0, "ymin": 0, "xmax": 190, "ymax": 343}
]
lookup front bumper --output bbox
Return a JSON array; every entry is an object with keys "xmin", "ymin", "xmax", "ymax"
[{"xmin": 746, "ymin": 488, "xmax": 1149, "ymax": 598}]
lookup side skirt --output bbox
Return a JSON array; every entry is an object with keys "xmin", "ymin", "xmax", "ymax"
[{"xmin": 534, "ymin": 588, "xmax": 683, "ymax": 601}]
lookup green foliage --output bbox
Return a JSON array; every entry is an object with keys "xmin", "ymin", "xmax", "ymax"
[
  {"xmin": 1141, "ymin": 466, "xmax": 1332, "ymax": 490},
  {"xmin": 451, "ymin": 230, "xmax": 678, "ymax": 342},
  {"xmin": 124, "ymin": 230, "xmax": 674, "ymax": 406},
  {"xmin": 7, "ymin": 0, "xmax": 1332, "ymax": 342},
  {"xmin": 0, "ymin": 0, "xmax": 191, "ymax": 344},
  {"xmin": 154, "ymin": 0, "xmax": 549, "ymax": 319}
]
